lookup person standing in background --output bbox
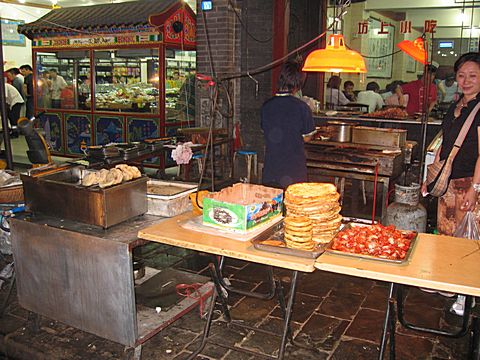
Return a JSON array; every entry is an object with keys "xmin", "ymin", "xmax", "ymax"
[
  {"xmin": 402, "ymin": 64, "xmax": 438, "ymax": 115},
  {"xmin": 342, "ymin": 80, "xmax": 357, "ymax": 102},
  {"xmin": 438, "ymin": 73, "xmax": 461, "ymax": 104},
  {"xmin": 20, "ymin": 65, "xmax": 34, "ymax": 119},
  {"xmin": 325, "ymin": 75, "xmax": 350, "ymax": 109},
  {"xmin": 4, "ymin": 83, "xmax": 25, "ymax": 138},
  {"xmin": 384, "ymin": 81, "xmax": 409, "ymax": 107},
  {"xmin": 261, "ymin": 61, "xmax": 316, "ymax": 189},
  {"xmin": 6, "ymin": 68, "xmax": 24, "ymax": 99},
  {"xmin": 357, "ymin": 82, "xmax": 384, "ymax": 113},
  {"xmin": 38, "ymin": 70, "xmax": 52, "ymax": 109},
  {"xmin": 49, "ymin": 69, "xmax": 67, "ymax": 108}
]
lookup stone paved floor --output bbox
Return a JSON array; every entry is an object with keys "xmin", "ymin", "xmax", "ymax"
[{"xmin": 0, "ymin": 244, "xmax": 476, "ymax": 360}]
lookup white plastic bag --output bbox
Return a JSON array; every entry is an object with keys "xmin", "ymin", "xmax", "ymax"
[
  {"xmin": 171, "ymin": 142, "xmax": 193, "ymax": 165},
  {"xmin": 453, "ymin": 211, "xmax": 480, "ymax": 240}
]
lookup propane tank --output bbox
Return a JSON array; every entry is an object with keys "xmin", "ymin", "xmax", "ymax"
[{"xmin": 385, "ymin": 183, "xmax": 427, "ymax": 233}]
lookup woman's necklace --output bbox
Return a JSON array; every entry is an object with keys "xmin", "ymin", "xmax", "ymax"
[
  {"xmin": 456, "ymin": 98, "xmax": 468, "ymax": 110},
  {"xmin": 454, "ymin": 98, "xmax": 468, "ymax": 118}
]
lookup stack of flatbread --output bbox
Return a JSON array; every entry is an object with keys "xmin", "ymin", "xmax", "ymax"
[
  {"xmin": 285, "ymin": 182, "xmax": 342, "ymax": 244},
  {"xmin": 283, "ymin": 216, "xmax": 315, "ymax": 251},
  {"xmin": 81, "ymin": 164, "xmax": 142, "ymax": 188}
]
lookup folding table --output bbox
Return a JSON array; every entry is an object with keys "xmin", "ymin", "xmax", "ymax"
[
  {"xmin": 138, "ymin": 212, "xmax": 316, "ymax": 359},
  {"xmin": 315, "ymin": 233, "xmax": 480, "ymax": 359}
]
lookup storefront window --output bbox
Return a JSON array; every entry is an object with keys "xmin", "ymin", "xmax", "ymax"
[
  {"xmin": 165, "ymin": 49, "xmax": 196, "ymax": 122},
  {"xmin": 93, "ymin": 49, "xmax": 159, "ymax": 113},
  {"xmin": 324, "ymin": 2, "xmax": 480, "ymax": 114},
  {"xmin": 35, "ymin": 50, "xmax": 90, "ymax": 110}
]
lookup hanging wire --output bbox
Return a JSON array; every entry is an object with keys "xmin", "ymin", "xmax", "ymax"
[
  {"xmin": 218, "ymin": 0, "xmax": 353, "ymax": 81},
  {"xmin": 227, "ymin": 0, "xmax": 272, "ymax": 43}
]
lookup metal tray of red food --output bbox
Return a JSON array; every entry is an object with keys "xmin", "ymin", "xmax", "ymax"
[
  {"xmin": 251, "ymin": 220, "xmax": 331, "ymax": 259},
  {"xmin": 325, "ymin": 223, "xmax": 418, "ymax": 264}
]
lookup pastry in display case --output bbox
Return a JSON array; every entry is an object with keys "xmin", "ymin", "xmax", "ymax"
[{"xmin": 87, "ymin": 83, "xmax": 159, "ymax": 113}]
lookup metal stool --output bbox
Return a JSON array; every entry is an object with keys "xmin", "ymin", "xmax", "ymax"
[{"xmin": 233, "ymin": 150, "xmax": 257, "ymax": 183}]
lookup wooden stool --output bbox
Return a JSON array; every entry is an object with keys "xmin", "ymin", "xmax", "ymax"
[
  {"xmin": 177, "ymin": 153, "xmax": 205, "ymax": 180},
  {"xmin": 192, "ymin": 153, "xmax": 205, "ymax": 176},
  {"xmin": 233, "ymin": 150, "xmax": 257, "ymax": 183}
]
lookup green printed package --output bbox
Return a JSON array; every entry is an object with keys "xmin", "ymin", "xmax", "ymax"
[{"xmin": 202, "ymin": 183, "xmax": 283, "ymax": 232}]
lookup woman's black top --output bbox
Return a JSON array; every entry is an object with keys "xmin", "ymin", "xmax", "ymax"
[
  {"xmin": 440, "ymin": 93, "xmax": 480, "ymax": 179},
  {"xmin": 261, "ymin": 94, "xmax": 315, "ymax": 188}
]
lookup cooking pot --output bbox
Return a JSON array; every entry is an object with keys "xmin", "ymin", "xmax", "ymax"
[{"xmin": 326, "ymin": 121, "xmax": 357, "ymax": 142}]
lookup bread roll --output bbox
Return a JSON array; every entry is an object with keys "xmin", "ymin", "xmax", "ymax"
[
  {"xmin": 111, "ymin": 168, "xmax": 124, "ymax": 185},
  {"xmin": 97, "ymin": 169, "xmax": 109, "ymax": 184},
  {"xmin": 130, "ymin": 166, "xmax": 142, "ymax": 178},
  {"xmin": 99, "ymin": 170, "xmax": 116, "ymax": 188},
  {"xmin": 82, "ymin": 172, "xmax": 98, "ymax": 187}
]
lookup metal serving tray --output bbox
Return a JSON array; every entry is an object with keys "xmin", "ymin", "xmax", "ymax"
[
  {"xmin": 325, "ymin": 223, "xmax": 418, "ymax": 264},
  {"xmin": 251, "ymin": 220, "xmax": 330, "ymax": 259}
]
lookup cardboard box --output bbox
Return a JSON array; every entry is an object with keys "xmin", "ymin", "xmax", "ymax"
[{"xmin": 202, "ymin": 183, "xmax": 283, "ymax": 232}]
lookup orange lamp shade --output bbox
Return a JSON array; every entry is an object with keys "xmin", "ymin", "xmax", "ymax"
[
  {"xmin": 302, "ymin": 34, "xmax": 367, "ymax": 73},
  {"xmin": 397, "ymin": 37, "xmax": 428, "ymax": 64}
]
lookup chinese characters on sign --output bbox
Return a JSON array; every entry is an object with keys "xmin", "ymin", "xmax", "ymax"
[
  {"xmin": 400, "ymin": 21, "xmax": 412, "ymax": 34},
  {"xmin": 356, "ymin": 19, "xmax": 438, "ymax": 35}
]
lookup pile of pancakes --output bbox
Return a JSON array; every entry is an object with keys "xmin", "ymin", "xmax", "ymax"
[
  {"xmin": 285, "ymin": 182, "xmax": 342, "ymax": 244},
  {"xmin": 283, "ymin": 216, "xmax": 315, "ymax": 251}
]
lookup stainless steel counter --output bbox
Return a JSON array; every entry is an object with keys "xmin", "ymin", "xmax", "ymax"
[{"xmin": 10, "ymin": 214, "xmax": 212, "ymax": 350}]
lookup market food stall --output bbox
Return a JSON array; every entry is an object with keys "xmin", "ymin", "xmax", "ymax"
[
  {"xmin": 18, "ymin": 0, "xmax": 196, "ymax": 165},
  {"xmin": 9, "ymin": 164, "xmax": 214, "ymax": 356}
]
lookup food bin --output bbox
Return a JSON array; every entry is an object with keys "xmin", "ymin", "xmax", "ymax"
[
  {"xmin": 352, "ymin": 126, "xmax": 407, "ymax": 148},
  {"xmin": 147, "ymin": 180, "xmax": 198, "ymax": 217},
  {"xmin": 21, "ymin": 166, "xmax": 147, "ymax": 228}
]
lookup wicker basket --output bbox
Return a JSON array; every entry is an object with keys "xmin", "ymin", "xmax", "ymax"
[{"xmin": 0, "ymin": 185, "xmax": 24, "ymax": 203}]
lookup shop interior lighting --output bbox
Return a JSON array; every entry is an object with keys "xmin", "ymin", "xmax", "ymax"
[
  {"xmin": 302, "ymin": 34, "xmax": 367, "ymax": 73},
  {"xmin": 397, "ymin": 36, "xmax": 428, "ymax": 64}
]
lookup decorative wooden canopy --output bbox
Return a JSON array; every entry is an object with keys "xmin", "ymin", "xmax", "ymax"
[{"xmin": 18, "ymin": 0, "xmax": 196, "ymax": 47}]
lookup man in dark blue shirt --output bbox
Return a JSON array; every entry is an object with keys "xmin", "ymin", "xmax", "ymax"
[{"xmin": 261, "ymin": 61, "xmax": 316, "ymax": 188}]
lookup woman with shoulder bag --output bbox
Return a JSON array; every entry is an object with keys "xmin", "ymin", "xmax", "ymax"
[{"xmin": 422, "ymin": 52, "xmax": 480, "ymax": 236}]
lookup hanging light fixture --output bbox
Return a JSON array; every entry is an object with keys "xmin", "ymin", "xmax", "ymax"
[
  {"xmin": 397, "ymin": 36, "xmax": 428, "ymax": 64},
  {"xmin": 302, "ymin": 34, "xmax": 367, "ymax": 73}
]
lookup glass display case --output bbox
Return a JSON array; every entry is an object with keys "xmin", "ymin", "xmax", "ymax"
[
  {"xmin": 20, "ymin": 0, "xmax": 197, "ymax": 161},
  {"xmin": 165, "ymin": 49, "xmax": 196, "ymax": 122},
  {"xmin": 33, "ymin": 46, "xmax": 196, "ymax": 157},
  {"xmin": 92, "ymin": 49, "xmax": 160, "ymax": 113},
  {"xmin": 36, "ymin": 51, "xmax": 91, "ymax": 111}
]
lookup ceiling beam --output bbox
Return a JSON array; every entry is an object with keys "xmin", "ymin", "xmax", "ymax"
[
  {"xmin": 0, "ymin": 0, "xmax": 53, "ymax": 9},
  {"xmin": 365, "ymin": 0, "xmax": 480, "ymax": 11}
]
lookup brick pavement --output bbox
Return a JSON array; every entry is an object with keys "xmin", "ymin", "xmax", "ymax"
[{"xmin": 0, "ymin": 244, "xmax": 474, "ymax": 359}]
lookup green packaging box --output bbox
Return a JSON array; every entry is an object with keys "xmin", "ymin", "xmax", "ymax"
[{"xmin": 202, "ymin": 183, "xmax": 283, "ymax": 232}]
